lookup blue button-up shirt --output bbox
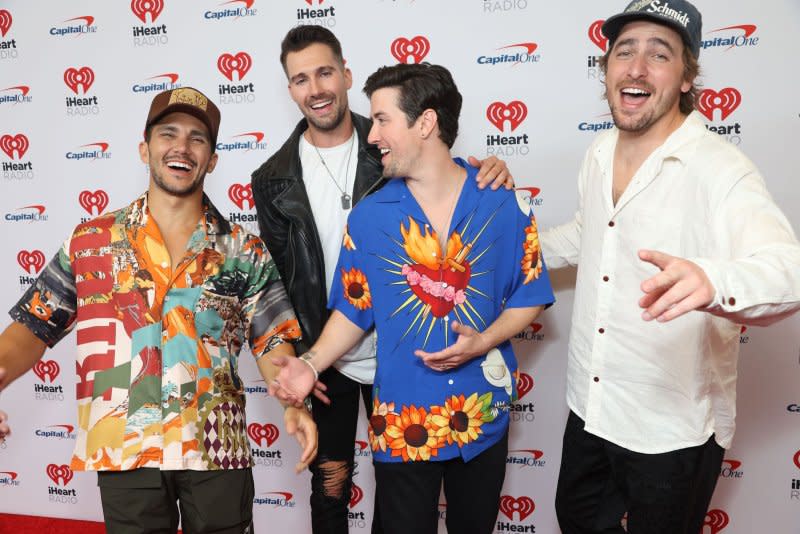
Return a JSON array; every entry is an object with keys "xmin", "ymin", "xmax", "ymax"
[{"xmin": 330, "ymin": 159, "xmax": 554, "ymax": 463}]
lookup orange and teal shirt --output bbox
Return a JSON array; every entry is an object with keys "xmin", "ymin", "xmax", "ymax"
[
  {"xmin": 10, "ymin": 193, "xmax": 300, "ymax": 472},
  {"xmin": 329, "ymin": 159, "xmax": 554, "ymax": 463}
]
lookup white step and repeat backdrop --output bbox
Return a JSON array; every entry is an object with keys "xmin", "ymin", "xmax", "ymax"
[{"xmin": 0, "ymin": 1, "xmax": 798, "ymax": 533}]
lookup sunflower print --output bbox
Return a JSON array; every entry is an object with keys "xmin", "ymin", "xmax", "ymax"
[
  {"xmin": 368, "ymin": 396, "xmax": 397, "ymax": 453},
  {"xmin": 430, "ymin": 393, "xmax": 489, "ymax": 447},
  {"xmin": 385, "ymin": 405, "xmax": 443, "ymax": 461},
  {"xmin": 521, "ymin": 216, "xmax": 543, "ymax": 284},
  {"xmin": 341, "ymin": 267, "xmax": 372, "ymax": 310}
]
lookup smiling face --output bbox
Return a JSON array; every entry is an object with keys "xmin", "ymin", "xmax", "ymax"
[
  {"xmin": 285, "ymin": 42, "xmax": 352, "ymax": 135},
  {"xmin": 139, "ymin": 112, "xmax": 218, "ymax": 197},
  {"xmin": 605, "ymin": 20, "xmax": 692, "ymax": 135},
  {"xmin": 368, "ymin": 87, "xmax": 422, "ymax": 179}
]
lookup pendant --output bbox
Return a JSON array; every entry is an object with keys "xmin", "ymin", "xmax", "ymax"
[{"xmin": 341, "ymin": 193, "xmax": 352, "ymax": 210}]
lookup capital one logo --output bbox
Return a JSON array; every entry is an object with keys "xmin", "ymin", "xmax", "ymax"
[
  {"xmin": 487, "ymin": 101, "xmax": 528, "ymax": 132},
  {"xmin": 0, "ymin": 9, "xmax": 12, "ymax": 38},
  {"xmin": 228, "ymin": 183, "xmax": 254, "ymax": 210},
  {"xmin": 499, "ymin": 495, "xmax": 535, "ymax": 521},
  {"xmin": 516, "ymin": 372, "xmax": 534, "ymax": 400},
  {"xmin": 131, "ymin": 0, "xmax": 164, "ymax": 23},
  {"xmin": 1, "ymin": 134, "xmax": 29, "ymax": 159},
  {"xmin": 697, "ymin": 88, "xmax": 741, "ymax": 121},
  {"xmin": 391, "ymin": 36, "xmax": 430, "ymax": 64},
  {"xmin": 703, "ymin": 509, "xmax": 729, "ymax": 533},
  {"xmin": 588, "ymin": 19, "xmax": 607, "ymax": 51},
  {"xmin": 247, "ymin": 422, "xmax": 279, "ymax": 447},
  {"xmin": 78, "ymin": 189, "xmax": 109, "ymax": 216},
  {"xmin": 33, "ymin": 360, "xmax": 60, "ymax": 383},
  {"xmin": 46, "ymin": 464, "xmax": 73, "ymax": 486},
  {"xmin": 218, "ymin": 52, "xmax": 252, "ymax": 82},
  {"xmin": 64, "ymin": 67, "xmax": 95, "ymax": 95},
  {"xmin": 349, "ymin": 483, "xmax": 363, "ymax": 508},
  {"xmin": 17, "ymin": 249, "xmax": 45, "ymax": 274}
]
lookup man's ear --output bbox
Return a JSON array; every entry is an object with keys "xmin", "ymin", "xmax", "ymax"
[{"xmin": 418, "ymin": 108, "xmax": 438, "ymax": 140}]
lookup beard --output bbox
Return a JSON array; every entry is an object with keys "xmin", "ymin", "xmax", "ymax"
[{"xmin": 303, "ymin": 95, "xmax": 349, "ymax": 132}]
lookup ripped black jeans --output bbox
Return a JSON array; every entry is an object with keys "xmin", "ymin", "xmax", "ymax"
[{"xmin": 310, "ymin": 366, "xmax": 382, "ymax": 534}]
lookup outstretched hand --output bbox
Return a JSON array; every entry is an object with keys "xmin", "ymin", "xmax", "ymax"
[
  {"xmin": 414, "ymin": 321, "xmax": 490, "ymax": 371},
  {"xmin": 638, "ymin": 249, "xmax": 715, "ymax": 322}
]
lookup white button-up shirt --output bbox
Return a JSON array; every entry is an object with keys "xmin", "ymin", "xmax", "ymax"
[{"xmin": 542, "ymin": 111, "xmax": 800, "ymax": 453}]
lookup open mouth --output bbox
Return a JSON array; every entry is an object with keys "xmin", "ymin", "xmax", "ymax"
[
  {"xmin": 165, "ymin": 159, "xmax": 193, "ymax": 175},
  {"xmin": 309, "ymin": 99, "xmax": 333, "ymax": 112},
  {"xmin": 620, "ymin": 87, "xmax": 651, "ymax": 105},
  {"xmin": 379, "ymin": 147, "xmax": 391, "ymax": 161}
]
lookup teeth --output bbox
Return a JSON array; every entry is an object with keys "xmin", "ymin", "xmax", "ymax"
[
  {"xmin": 380, "ymin": 148, "xmax": 391, "ymax": 155},
  {"xmin": 622, "ymin": 88, "xmax": 650, "ymax": 95},
  {"xmin": 167, "ymin": 161, "xmax": 191, "ymax": 170},
  {"xmin": 311, "ymin": 100, "xmax": 332, "ymax": 109}
]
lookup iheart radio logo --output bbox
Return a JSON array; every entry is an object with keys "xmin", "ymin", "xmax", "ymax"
[
  {"xmin": 17, "ymin": 249, "xmax": 45, "ymax": 274},
  {"xmin": 63, "ymin": 67, "xmax": 95, "ymax": 95},
  {"xmin": 46, "ymin": 464, "xmax": 73, "ymax": 486},
  {"xmin": 696, "ymin": 88, "xmax": 741, "ymax": 121},
  {"xmin": 486, "ymin": 101, "xmax": 528, "ymax": 132},
  {"xmin": 349, "ymin": 483, "xmax": 363, "ymax": 508},
  {"xmin": 305, "ymin": 0, "xmax": 324, "ymax": 5},
  {"xmin": 391, "ymin": 36, "xmax": 430, "ymax": 64},
  {"xmin": 588, "ymin": 19, "xmax": 607, "ymax": 52},
  {"xmin": 131, "ymin": 0, "xmax": 165, "ymax": 23},
  {"xmin": 1, "ymin": 134, "xmax": 29, "ymax": 160},
  {"xmin": 228, "ymin": 183, "xmax": 254, "ymax": 210},
  {"xmin": 78, "ymin": 190, "xmax": 109, "ymax": 216},
  {"xmin": 499, "ymin": 495, "xmax": 535, "ymax": 521},
  {"xmin": 793, "ymin": 449, "xmax": 800, "ymax": 470},
  {"xmin": 0, "ymin": 10, "xmax": 12, "ymax": 38},
  {"xmin": 247, "ymin": 422, "xmax": 279, "ymax": 447},
  {"xmin": 33, "ymin": 360, "xmax": 60, "ymax": 383},
  {"xmin": 217, "ymin": 52, "xmax": 252, "ymax": 82},
  {"xmin": 516, "ymin": 372, "xmax": 534, "ymax": 400},
  {"xmin": 703, "ymin": 509, "xmax": 729, "ymax": 533}
]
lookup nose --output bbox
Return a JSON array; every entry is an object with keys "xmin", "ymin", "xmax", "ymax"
[
  {"xmin": 367, "ymin": 122, "xmax": 380, "ymax": 146},
  {"xmin": 627, "ymin": 53, "xmax": 648, "ymax": 79}
]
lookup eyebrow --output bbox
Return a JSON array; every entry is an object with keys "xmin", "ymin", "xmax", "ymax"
[
  {"xmin": 289, "ymin": 65, "xmax": 335, "ymax": 84},
  {"xmin": 371, "ymin": 111, "xmax": 388, "ymax": 120},
  {"xmin": 615, "ymin": 36, "xmax": 676, "ymax": 54}
]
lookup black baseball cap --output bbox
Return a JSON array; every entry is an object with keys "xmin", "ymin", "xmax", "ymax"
[{"xmin": 602, "ymin": 0, "xmax": 703, "ymax": 58}]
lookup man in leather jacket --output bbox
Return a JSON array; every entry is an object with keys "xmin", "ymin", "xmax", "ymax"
[{"xmin": 251, "ymin": 26, "xmax": 512, "ymax": 534}]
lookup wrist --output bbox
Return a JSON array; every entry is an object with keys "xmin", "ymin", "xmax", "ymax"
[{"xmin": 299, "ymin": 351, "xmax": 319, "ymax": 381}]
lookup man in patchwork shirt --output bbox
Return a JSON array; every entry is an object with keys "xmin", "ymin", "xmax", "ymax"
[{"xmin": 0, "ymin": 87, "xmax": 316, "ymax": 534}]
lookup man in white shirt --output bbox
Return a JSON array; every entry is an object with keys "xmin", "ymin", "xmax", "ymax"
[{"xmin": 541, "ymin": 1, "xmax": 800, "ymax": 532}]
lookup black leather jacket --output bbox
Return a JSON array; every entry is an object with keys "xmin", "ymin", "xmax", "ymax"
[{"xmin": 250, "ymin": 112, "xmax": 384, "ymax": 352}]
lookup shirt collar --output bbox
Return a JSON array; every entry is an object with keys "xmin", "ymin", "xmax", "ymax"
[{"xmin": 124, "ymin": 192, "xmax": 231, "ymax": 236}]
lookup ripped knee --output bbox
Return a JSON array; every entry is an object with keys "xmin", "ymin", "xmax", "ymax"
[{"xmin": 316, "ymin": 459, "xmax": 352, "ymax": 500}]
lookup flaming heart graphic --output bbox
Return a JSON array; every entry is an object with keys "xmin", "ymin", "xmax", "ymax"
[
  {"xmin": 17, "ymin": 249, "xmax": 46, "ymax": 274},
  {"xmin": 499, "ymin": 495, "xmax": 535, "ymax": 521},
  {"xmin": 390, "ymin": 36, "xmax": 430, "ymax": 64},
  {"xmin": 516, "ymin": 372, "xmax": 534, "ymax": 400},
  {"xmin": 0, "ymin": 134, "xmax": 29, "ymax": 160},
  {"xmin": 131, "ymin": 0, "xmax": 164, "ymax": 23},
  {"xmin": 46, "ymin": 464, "xmax": 73, "ymax": 486},
  {"xmin": 696, "ymin": 88, "xmax": 741, "ymax": 121},
  {"xmin": 33, "ymin": 360, "xmax": 60, "ymax": 383},
  {"xmin": 217, "ymin": 52, "xmax": 252, "ymax": 82},
  {"xmin": 63, "ymin": 67, "xmax": 95, "ymax": 95},
  {"xmin": 0, "ymin": 10, "xmax": 12, "ymax": 38},
  {"xmin": 228, "ymin": 183, "xmax": 254, "ymax": 210},
  {"xmin": 247, "ymin": 423, "xmax": 279, "ymax": 447},
  {"xmin": 78, "ymin": 190, "xmax": 110, "ymax": 216},
  {"xmin": 349, "ymin": 483, "xmax": 364, "ymax": 508},
  {"xmin": 588, "ymin": 19, "xmax": 607, "ymax": 52},
  {"xmin": 703, "ymin": 509, "xmax": 729, "ymax": 533},
  {"xmin": 486, "ymin": 101, "xmax": 528, "ymax": 132}
]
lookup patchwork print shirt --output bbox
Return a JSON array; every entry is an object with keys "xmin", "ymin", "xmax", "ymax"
[
  {"xmin": 330, "ymin": 159, "xmax": 555, "ymax": 463},
  {"xmin": 10, "ymin": 193, "xmax": 300, "ymax": 471}
]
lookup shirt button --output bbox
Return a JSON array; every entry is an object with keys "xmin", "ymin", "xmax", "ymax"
[
  {"xmin": 161, "ymin": 261, "xmax": 168, "ymax": 269},
  {"xmin": 598, "ymin": 328, "xmax": 605, "ymax": 334},
  {"xmin": 728, "ymin": 297, "xmax": 736, "ymax": 306},
  {"xmin": 608, "ymin": 221, "xmax": 615, "ymax": 227},
  {"xmin": 602, "ymin": 275, "xmax": 609, "ymax": 282},
  {"xmin": 593, "ymin": 376, "xmax": 600, "ymax": 383},
  {"xmin": 448, "ymin": 379, "xmax": 454, "ymax": 385}
]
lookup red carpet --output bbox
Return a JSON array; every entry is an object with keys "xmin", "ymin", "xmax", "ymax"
[{"xmin": 0, "ymin": 513, "xmax": 106, "ymax": 533}]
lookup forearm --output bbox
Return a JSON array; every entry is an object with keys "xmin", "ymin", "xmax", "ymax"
[
  {"xmin": 0, "ymin": 322, "xmax": 48, "ymax": 391},
  {"xmin": 305, "ymin": 310, "xmax": 366, "ymax": 374},
  {"xmin": 479, "ymin": 306, "xmax": 544, "ymax": 353}
]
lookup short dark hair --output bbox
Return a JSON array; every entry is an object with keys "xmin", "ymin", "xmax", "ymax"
[
  {"xmin": 600, "ymin": 35, "xmax": 701, "ymax": 115},
  {"xmin": 363, "ymin": 63, "xmax": 462, "ymax": 148},
  {"xmin": 279, "ymin": 26, "xmax": 344, "ymax": 76}
]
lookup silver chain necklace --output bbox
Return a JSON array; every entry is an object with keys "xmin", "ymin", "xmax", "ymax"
[{"xmin": 308, "ymin": 131, "xmax": 355, "ymax": 210}]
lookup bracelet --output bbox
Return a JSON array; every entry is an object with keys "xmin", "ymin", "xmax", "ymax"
[{"xmin": 299, "ymin": 351, "xmax": 319, "ymax": 382}]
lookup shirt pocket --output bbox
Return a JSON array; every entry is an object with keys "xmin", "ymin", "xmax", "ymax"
[{"xmin": 194, "ymin": 289, "xmax": 241, "ymax": 341}]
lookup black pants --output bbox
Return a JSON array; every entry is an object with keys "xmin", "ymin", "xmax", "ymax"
[
  {"xmin": 373, "ymin": 431, "xmax": 508, "ymax": 534},
  {"xmin": 555, "ymin": 411, "xmax": 725, "ymax": 534},
  {"xmin": 97, "ymin": 468, "xmax": 254, "ymax": 534},
  {"xmin": 310, "ymin": 366, "xmax": 381, "ymax": 534}
]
